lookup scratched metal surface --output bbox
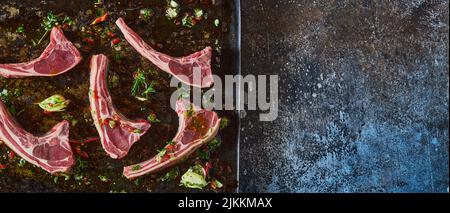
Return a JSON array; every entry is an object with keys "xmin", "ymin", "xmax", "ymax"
[{"xmin": 238, "ymin": 0, "xmax": 449, "ymax": 192}]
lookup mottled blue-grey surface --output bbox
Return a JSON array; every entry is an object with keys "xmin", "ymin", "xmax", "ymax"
[{"xmin": 239, "ymin": 0, "xmax": 449, "ymax": 192}]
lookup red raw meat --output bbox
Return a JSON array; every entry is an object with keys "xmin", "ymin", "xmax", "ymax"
[
  {"xmin": 123, "ymin": 99, "xmax": 220, "ymax": 179},
  {"xmin": 0, "ymin": 101, "xmax": 74, "ymax": 174},
  {"xmin": 0, "ymin": 27, "xmax": 81, "ymax": 78},
  {"xmin": 89, "ymin": 54, "xmax": 151, "ymax": 159},
  {"xmin": 116, "ymin": 18, "xmax": 214, "ymax": 88}
]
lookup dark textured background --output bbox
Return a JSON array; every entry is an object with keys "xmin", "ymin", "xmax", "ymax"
[{"xmin": 239, "ymin": 0, "xmax": 449, "ymax": 192}]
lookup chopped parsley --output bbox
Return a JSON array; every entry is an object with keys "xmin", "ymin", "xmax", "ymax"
[
  {"xmin": 182, "ymin": 15, "xmax": 195, "ymax": 28},
  {"xmin": 166, "ymin": 1, "xmax": 180, "ymax": 20},
  {"xmin": 131, "ymin": 68, "xmax": 157, "ymax": 101},
  {"xmin": 208, "ymin": 138, "xmax": 222, "ymax": 151},
  {"xmin": 214, "ymin": 19, "xmax": 220, "ymax": 27},
  {"xmin": 147, "ymin": 113, "xmax": 160, "ymax": 123},
  {"xmin": 98, "ymin": 175, "xmax": 109, "ymax": 182},
  {"xmin": 140, "ymin": 8, "xmax": 154, "ymax": 21},
  {"xmin": 16, "ymin": 25, "xmax": 25, "ymax": 34},
  {"xmin": 159, "ymin": 167, "xmax": 180, "ymax": 182},
  {"xmin": 220, "ymin": 117, "xmax": 230, "ymax": 129},
  {"xmin": 131, "ymin": 165, "xmax": 141, "ymax": 171},
  {"xmin": 194, "ymin": 8, "xmax": 204, "ymax": 18}
]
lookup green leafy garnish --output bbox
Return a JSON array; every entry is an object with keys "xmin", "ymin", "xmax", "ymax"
[
  {"xmin": 143, "ymin": 83, "xmax": 156, "ymax": 95},
  {"xmin": 166, "ymin": 0, "xmax": 180, "ymax": 20},
  {"xmin": 16, "ymin": 25, "xmax": 25, "ymax": 34},
  {"xmin": 147, "ymin": 113, "xmax": 160, "ymax": 123},
  {"xmin": 184, "ymin": 104, "xmax": 195, "ymax": 117},
  {"xmin": 214, "ymin": 19, "xmax": 220, "ymax": 27},
  {"xmin": 38, "ymin": 94, "xmax": 70, "ymax": 112},
  {"xmin": 18, "ymin": 158, "xmax": 27, "ymax": 167},
  {"xmin": 180, "ymin": 165, "xmax": 208, "ymax": 189},
  {"xmin": 131, "ymin": 68, "xmax": 156, "ymax": 101},
  {"xmin": 220, "ymin": 117, "xmax": 229, "ymax": 129},
  {"xmin": 182, "ymin": 15, "xmax": 195, "ymax": 28},
  {"xmin": 140, "ymin": 8, "xmax": 154, "ymax": 21},
  {"xmin": 43, "ymin": 12, "xmax": 58, "ymax": 31},
  {"xmin": 62, "ymin": 16, "xmax": 75, "ymax": 26},
  {"xmin": 132, "ymin": 69, "xmax": 146, "ymax": 97},
  {"xmin": 194, "ymin": 8, "xmax": 204, "ymax": 18},
  {"xmin": 197, "ymin": 149, "xmax": 209, "ymax": 160},
  {"xmin": 108, "ymin": 120, "xmax": 117, "ymax": 129},
  {"xmin": 33, "ymin": 12, "xmax": 59, "ymax": 46},
  {"xmin": 208, "ymin": 138, "xmax": 222, "ymax": 150},
  {"xmin": 131, "ymin": 165, "xmax": 141, "ymax": 171},
  {"xmin": 159, "ymin": 167, "xmax": 180, "ymax": 182},
  {"xmin": 0, "ymin": 89, "xmax": 9, "ymax": 103},
  {"xmin": 169, "ymin": 0, "xmax": 179, "ymax": 8},
  {"xmin": 98, "ymin": 175, "xmax": 109, "ymax": 182},
  {"xmin": 211, "ymin": 179, "xmax": 223, "ymax": 189},
  {"xmin": 156, "ymin": 149, "xmax": 167, "ymax": 162},
  {"xmin": 166, "ymin": 7, "xmax": 179, "ymax": 20}
]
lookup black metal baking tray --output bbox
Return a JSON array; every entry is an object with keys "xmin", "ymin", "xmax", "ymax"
[{"xmin": 0, "ymin": 0, "xmax": 240, "ymax": 193}]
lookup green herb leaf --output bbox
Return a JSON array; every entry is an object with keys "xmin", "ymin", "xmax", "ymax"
[
  {"xmin": 62, "ymin": 16, "xmax": 75, "ymax": 26},
  {"xmin": 16, "ymin": 25, "xmax": 25, "ymax": 34},
  {"xmin": 169, "ymin": 0, "xmax": 179, "ymax": 8},
  {"xmin": 147, "ymin": 113, "xmax": 160, "ymax": 123},
  {"xmin": 220, "ymin": 117, "xmax": 229, "ymax": 129},
  {"xmin": 159, "ymin": 167, "xmax": 180, "ymax": 182},
  {"xmin": 208, "ymin": 138, "xmax": 222, "ymax": 150},
  {"xmin": 184, "ymin": 104, "xmax": 195, "ymax": 117},
  {"xmin": 143, "ymin": 82, "xmax": 156, "ymax": 95},
  {"xmin": 43, "ymin": 12, "xmax": 58, "ymax": 31},
  {"xmin": 214, "ymin": 19, "xmax": 220, "ymax": 27},
  {"xmin": 197, "ymin": 149, "xmax": 210, "ymax": 160},
  {"xmin": 98, "ymin": 175, "xmax": 109, "ymax": 182},
  {"xmin": 156, "ymin": 149, "xmax": 167, "ymax": 162},
  {"xmin": 182, "ymin": 15, "xmax": 195, "ymax": 28},
  {"xmin": 211, "ymin": 179, "xmax": 223, "ymax": 189},
  {"xmin": 166, "ymin": 7, "xmax": 179, "ymax": 20},
  {"xmin": 131, "ymin": 69, "xmax": 146, "ymax": 97},
  {"xmin": 194, "ymin": 8, "xmax": 204, "ymax": 18},
  {"xmin": 140, "ymin": 8, "xmax": 154, "ymax": 21},
  {"xmin": 131, "ymin": 165, "xmax": 141, "ymax": 171}
]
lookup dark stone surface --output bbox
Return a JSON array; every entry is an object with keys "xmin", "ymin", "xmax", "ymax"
[{"xmin": 239, "ymin": 0, "xmax": 449, "ymax": 192}]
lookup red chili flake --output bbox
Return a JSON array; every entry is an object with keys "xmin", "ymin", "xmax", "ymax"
[
  {"xmin": 163, "ymin": 153, "xmax": 171, "ymax": 161},
  {"xmin": 61, "ymin": 24, "xmax": 70, "ymax": 30},
  {"xmin": 43, "ymin": 110, "xmax": 53, "ymax": 115},
  {"xmin": 0, "ymin": 164, "xmax": 6, "ymax": 170},
  {"xmin": 90, "ymin": 13, "xmax": 109, "ymax": 25},
  {"xmin": 111, "ymin": 38, "xmax": 121, "ymax": 46},
  {"xmin": 204, "ymin": 162, "xmax": 213, "ymax": 176},
  {"xmin": 80, "ymin": 151, "xmax": 89, "ymax": 160},
  {"xmin": 107, "ymin": 31, "xmax": 117, "ymax": 38},
  {"xmin": 102, "ymin": 118, "xmax": 110, "ymax": 126},
  {"xmin": 74, "ymin": 145, "xmax": 81, "ymax": 155},
  {"xmin": 8, "ymin": 151, "xmax": 15, "ymax": 161},
  {"xmin": 83, "ymin": 37, "xmax": 95, "ymax": 45},
  {"xmin": 165, "ymin": 144, "xmax": 175, "ymax": 152}
]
